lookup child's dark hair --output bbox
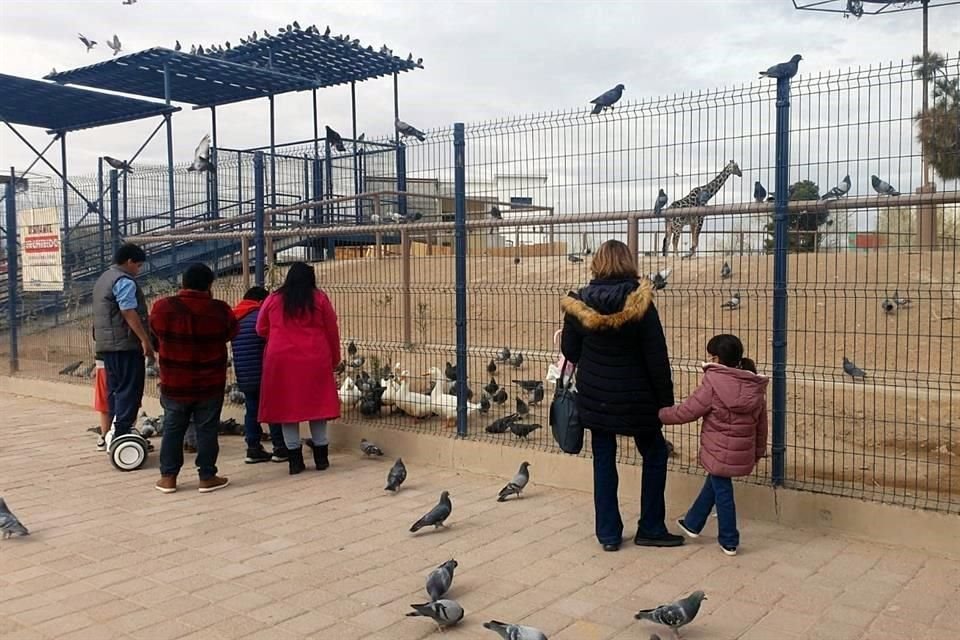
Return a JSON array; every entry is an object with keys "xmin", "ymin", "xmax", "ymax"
[
  {"xmin": 707, "ymin": 334, "xmax": 757, "ymax": 373},
  {"xmin": 242, "ymin": 286, "xmax": 269, "ymax": 302}
]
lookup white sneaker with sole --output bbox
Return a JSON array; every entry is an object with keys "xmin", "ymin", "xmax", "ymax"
[
  {"xmin": 677, "ymin": 519, "xmax": 700, "ymax": 539},
  {"xmin": 721, "ymin": 545, "xmax": 738, "ymax": 556},
  {"xmin": 96, "ymin": 436, "xmax": 106, "ymax": 451}
]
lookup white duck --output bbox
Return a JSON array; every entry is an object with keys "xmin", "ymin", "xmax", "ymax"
[
  {"xmin": 394, "ymin": 371, "xmax": 434, "ymax": 418},
  {"xmin": 425, "ymin": 366, "xmax": 481, "ymax": 428},
  {"xmin": 338, "ymin": 376, "xmax": 361, "ymax": 410}
]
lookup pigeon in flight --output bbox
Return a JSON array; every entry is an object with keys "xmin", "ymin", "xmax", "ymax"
[
  {"xmin": 842, "ymin": 357, "xmax": 866, "ymax": 380},
  {"xmin": 107, "ymin": 34, "xmax": 122, "ymax": 56},
  {"xmin": 407, "ymin": 599, "xmax": 464, "ymax": 630},
  {"xmin": 384, "ymin": 458, "xmax": 407, "ymax": 492},
  {"xmin": 653, "ymin": 189, "xmax": 669, "ymax": 215},
  {"xmin": 721, "ymin": 292, "xmax": 741, "ymax": 310},
  {"xmin": 360, "ymin": 438, "xmax": 384, "ymax": 457},
  {"xmin": 881, "ymin": 298, "xmax": 895, "ymax": 314},
  {"xmin": 590, "ymin": 84, "xmax": 625, "ymax": 114},
  {"xmin": 78, "ymin": 33, "xmax": 97, "ymax": 52},
  {"xmin": 483, "ymin": 620, "xmax": 548, "ymax": 640},
  {"xmin": 410, "ymin": 491, "xmax": 452, "ymax": 532},
  {"xmin": 759, "ymin": 54, "xmax": 803, "ymax": 79},
  {"xmin": 325, "ymin": 125, "xmax": 346, "ymax": 152},
  {"xmin": 720, "ymin": 261, "xmax": 732, "ymax": 280},
  {"xmin": 103, "ymin": 156, "xmax": 133, "ymax": 172},
  {"xmin": 634, "ymin": 591, "xmax": 707, "ymax": 634},
  {"xmin": 892, "ymin": 290, "xmax": 911, "ymax": 307},
  {"xmin": 122, "ymin": 0, "xmax": 137, "ymax": 5},
  {"xmin": 871, "ymin": 174, "xmax": 899, "ymax": 196},
  {"xmin": 425, "ymin": 559, "xmax": 457, "ymax": 601},
  {"xmin": 188, "ymin": 134, "xmax": 214, "ymax": 173},
  {"xmin": 754, "ymin": 181, "xmax": 767, "ymax": 203},
  {"xmin": 820, "ymin": 174, "xmax": 851, "ymax": 200},
  {"xmin": 396, "ymin": 119, "xmax": 427, "ymax": 142},
  {"xmin": 497, "ymin": 461, "xmax": 530, "ymax": 502},
  {"xmin": 0, "ymin": 497, "xmax": 29, "ymax": 539}
]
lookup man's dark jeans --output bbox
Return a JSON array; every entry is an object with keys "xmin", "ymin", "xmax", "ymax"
[
  {"xmin": 103, "ymin": 349, "xmax": 145, "ymax": 437},
  {"xmin": 159, "ymin": 395, "xmax": 224, "ymax": 480},
  {"xmin": 590, "ymin": 427, "xmax": 670, "ymax": 545},
  {"xmin": 239, "ymin": 384, "xmax": 283, "ymax": 451}
]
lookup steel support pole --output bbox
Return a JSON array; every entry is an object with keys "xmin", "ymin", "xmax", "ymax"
[
  {"xmin": 97, "ymin": 158, "xmax": 105, "ymax": 270},
  {"xmin": 5, "ymin": 173, "xmax": 19, "ymax": 373},
  {"xmin": 351, "ymin": 81, "xmax": 360, "ymax": 223},
  {"xmin": 60, "ymin": 133, "xmax": 70, "ymax": 267},
  {"xmin": 164, "ymin": 64, "xmax": 176, "ymax": 266},
  {"xmin": 453, "ymin": 123, "xmax": 468, "ymax": 437},
  {"xmin": 254, "ymin": 152, "xmax": 265, "ymax": 286},
  {"xmin": 109, "ymin": 169, "xmax": 120, "ymax": 255}
]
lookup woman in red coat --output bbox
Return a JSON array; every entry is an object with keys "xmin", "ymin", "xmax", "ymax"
[{"xmin": 257, "ymin": 262, "xmax": 341, "ymax": 474}]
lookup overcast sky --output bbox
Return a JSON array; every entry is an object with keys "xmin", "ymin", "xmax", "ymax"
[{"xmin": 1, "ymin": 0, "xmax": 958, "ymax": 176}]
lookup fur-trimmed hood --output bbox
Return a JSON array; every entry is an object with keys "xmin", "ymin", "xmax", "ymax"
[{"xmin": 560, "ymin": 277, "xmax": 654, "ymax": 331}]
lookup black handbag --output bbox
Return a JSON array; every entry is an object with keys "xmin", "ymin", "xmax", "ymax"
[{"xmin": 550, "ymin": 359, "xmax": 583, "ymax": 454}]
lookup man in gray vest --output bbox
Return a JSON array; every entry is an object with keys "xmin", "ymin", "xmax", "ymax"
[{"xmin": 93, "ymin": 243, "xmax": 154, "ymax": 442}]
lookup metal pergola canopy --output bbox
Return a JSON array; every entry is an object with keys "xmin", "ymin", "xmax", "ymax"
[
  {"xmin": 44, "ymin": 48, "xmax": 319, "ymax": 108},
  {"xmin": 221, "ymin": 28, "xmax": 423, "ymax": 88},
  {"xmin": 0, "ymin": 73, "xmax": 180, "ymax": 134},
  {"xmin": 792, "ymin": 0, "xmax": 960, "ymax": 14}
]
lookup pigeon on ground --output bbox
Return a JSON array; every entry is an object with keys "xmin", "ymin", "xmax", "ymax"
[
  {"xmin": 59, "ymin": 360, "xmax": 83, "ymax": 376},
  {"xmin": 348, "ymin": 355, "xmax": 365, "ymax": 369},
  {"xmin": 881, "ymin": 298, "xmax": 895, "ymax": 314},
  {"xmin": 410, "ymin": 491, "xmax": 452, "ymax": 532},
  {"xmin": 104, "ymin": 156, "xmax": 133, "ymax": 172},
  {"xmin": 871, "ymin": 175, "xmax": 900, "ymax": 196},
  {"xmin": 510, "ymin": 422, "xmax": 541, "ymax": 439},
  {"xmin": 479, "ymin": 394, "xmax": 492, "ymax": 414},
  {"xmin": 649, "ymin": 267, "xmax": 672, "ymax": 291},
  {"xmin": 720, "ymin": 262, "xmax": 732, "ymax": 280},
  {"xmin": 842, "ymin": 357, "xmax": 866, "ymax": 380},
  {"xmin": 0, "ymin": 498, "xmax": 29, "ymax": 539},
  {"xmin": 227, "ymin": 384, "xmax": 245, "ymax": 405},
  {"xmin": 385, "ymin": 458, "xmax": 407, "ymax": 491},
  {"xmin": 360, "ymin": 438, "xmax": 384, "ymax": 457},
  {"xmin": 444, "ymin": 362, "xmax": 458, "ymax": 381},
  {"xmin": 528, "ymin": 384, "xmax": 544, "ymax": 406},
  {"xmin": 406, "ymin": 599, "xmax": 464, "ymax": 630},
  {"xmin": 590, "ymin": 84, "xmax": 625, "ymax": 114},
  {"xmin": 516, "ymin": 397, "xmax": 529, "ymax": 417},
  {"xmin": 483, "ymin": 620, "xmax": 548, "ymax": 640},
  {"xmin": 396, "ymin": 119, "xmax": 427, "ymax": 141},
  {"xmin": 490, "ymin": 206, "xmax": 502, "ymax": 220},
  {"xmin": 497, "ymin": 461, "xmax": 530, "ymax": 502},
  {"xmin": 754, "ymin": 181, "xmax": 767, "ymax": 203},
  {"xmin": 513, "ymin": 379, "xmax": 541, "ymax": 393},
  {"xmin": 426, "ymin": 559, "xmax": 458, "ymax": 601},
  {"xmin": 76, "ymin": 363, "xmax": 96, "ymax": 379},
  {"xmin": 492, "ymin": 387, "xmax": 508, "ymax": 405},
  {"xmin": 892, "ymin": 290, "xmax": 911, "ymax": 307},
  {"xmin": 721, "ymin": 292, "xmax": 741, "ymax": 310},
  {"xmin": 346, "ymin": 340, "xmax": 358, "ymax": 357},
  {"xmin": 107, "ymin": 34, "xmax": 122, "ymax": 56},
  {"xmin": 759, "ymin": 54, "xmax": 803, "ymax": 79},
  {"xmin": 567, "ymin": 253, "xmax": 583, "ymax": 263},
  {"xmin": 634, "ymin": 591, "xmax": 707, "ymax": 634},
  {"xmin": 78, "ymin": 33, "xmax": 97, "ymax": 52},
  {"xmin": 188, "ymin": 134, "xmax": 214, "ymax": 173},
  {"xmin": 820, "ymin": 175, "xmax": 851, "ymax": 200},
  {"xmin": 495, "ymin": 347, "xmax": 511, "ymax": 363},
  {"xmin": 653, "ymin": 189, "xmax": 668, "ymax": 216},
  {"xmin": 486, "ymin": 359, "xmax": 497, "ymax": 374},
  {"xmin": 483, "ymin": 377, "xmax": 499, "ymax": 395},
  {"xmin": 509, "ymin": 353, "xmax": 524, "ymax": 368},
  {"xmin": 325, "ymin": 126, "xmax": 346, "ymax": 152}
]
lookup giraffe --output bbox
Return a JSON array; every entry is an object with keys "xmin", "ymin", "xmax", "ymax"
[{"xmin": 661, "ymin": 160, "xmax": 742, "ymax": 257}]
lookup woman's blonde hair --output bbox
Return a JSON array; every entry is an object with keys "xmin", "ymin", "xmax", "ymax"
[{"xmin": 590, "ymin": 239, "xmax": 638, "ymax": 280}]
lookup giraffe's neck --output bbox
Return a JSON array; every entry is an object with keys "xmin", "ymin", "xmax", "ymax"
[{"xmin": 701, "ymin": 166, "xmax": 735, "ymax": 197}]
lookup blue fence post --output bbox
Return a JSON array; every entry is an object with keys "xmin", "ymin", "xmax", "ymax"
[
  {"xmin": 5, "ymin": 173, "xmax": 19, "ymax": 373},
  {"xmin": 453, "ymin": 123, "xmax": 468, "ymax": 437},
  {"xmin": 254, "ymin": 152, "xmax": 265, "ymax": 287},
  {"xmin": 109, "ymin": 169, "xmax": 120, "ymax": 255},
  {"xmin": 97, "ymin": 158, "xmax": 105, "ymax": 270},
  {"xmin": 396, "ymin": 142, "xmax": 408, "ymax": 218},
  {"xmin": 324, "ymin": 139, "xmax": 335, "ymax": 260},
  {"xmin": 771, "ymin": 75, "xmax": 792, "ymax": 487},
  {"xmin": 311, "ymin": 157, "xmax": 322, "ymax": 262}
]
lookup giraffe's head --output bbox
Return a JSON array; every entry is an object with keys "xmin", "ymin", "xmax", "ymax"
[{"xmin": 725, "ymin": 160, "xmax": 742, "ymax": 178}]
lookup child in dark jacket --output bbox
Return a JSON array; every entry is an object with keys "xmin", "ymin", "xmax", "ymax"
[
  {"xmin": 659, "ymin": 334, "xmax": 768, "ymax": 556},
  {"xmin": 232, "ymin": 287, "xmax": 286, "ymax": 463}
]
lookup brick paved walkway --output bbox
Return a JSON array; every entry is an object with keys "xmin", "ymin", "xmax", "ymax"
[{"xmin": 1, "ymin": 392, "xmax": 958, "ymax": 639}]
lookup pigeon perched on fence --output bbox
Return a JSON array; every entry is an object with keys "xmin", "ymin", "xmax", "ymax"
[
  {"xmin": 871, "ymin": 175, "xmax": 900, "ymax": 196},
  {"xmin": 396, "ymin": 119, "xmax": 426, "ymax": 142},
  {"xmin": 490, "ymin": 205, "xmax": 502, "ymax": 220},
  {"xmin": 407, "ymin": 599, "xmax": 464, "ymax": 630},
  {"xmin": 653, "ymin": 189, "xmax": 668, "ymax": 216},
  {"xmin": 759, "ymin": 54, "xmax": 803, "ymax": 79},
  {"xmin": 842, "ymin": 356, "xmax": 866, "ymax": 380},
  {"xmin": 721, "ymin": 292, "xmax": 741, "ymax": 310},
  {"xmin": 385, "ymin": 458, "xmax": 407, "ymax": 492},
  {"xmin": 425, "ymin": 559, "xmax": 458, "ymax": 601},
  {"xmin": 325, "ymin": 126, "xmax": 346, "ymax": 152},
  {"xmin": 634, "ymin": 591, "xmax": 707, "ymax": 634},
  {"xmin": 188, "ymin": 134, "xmax": 214, "ymax": 173},
  {"xmin": 497, "ymin": 462, "xmax": 530, "ymax": 502},
  {"xmin": 820, "ymin": 175, "xmax": 851, "ymax": 200},
  {"xmin": 720, "ymin": 261, "xmax": 732, "ymax": 280},
  {"xmin": 410, "ymin": 491, "xmax": 452, "ymax": 532},
  {"xmin": 590, "ymin": 84, "xmax": 625, "ymax": 114},
  {"xmin": 483, "ymin": 620, "xmax": 548, "ymax": 640},
  {"xmin": 0, "ymin": 498, "xmax": 29, "ymax": 539},
  {"xmin": 754, "ymin": 181, "xmax": 767, "ymax": 203},
  {"xmin": 104, "ymin": 156, "xmax": 133, "ymax": 172},
  {"xmin": 78, "ymin": 33, "xmax": 97, "ymax": 52},
  {"xmin": 360, "ymin": 438, "xmax": 384, "ymax": 457}
]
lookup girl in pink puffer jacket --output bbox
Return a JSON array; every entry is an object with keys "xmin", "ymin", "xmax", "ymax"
[{"xmin": 658, "ymin": 334, "xmax": 768, "ymax": 556}]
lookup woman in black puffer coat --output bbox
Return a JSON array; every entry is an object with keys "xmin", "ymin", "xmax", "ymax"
[{"xmin": 560, "ymin": 239, "xmax": 683, "ymax": 551}]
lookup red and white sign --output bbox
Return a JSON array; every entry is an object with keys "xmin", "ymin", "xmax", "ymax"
[{"xmin": 19, "ymin": 207, "xmax": 64, "ymax": 292}]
